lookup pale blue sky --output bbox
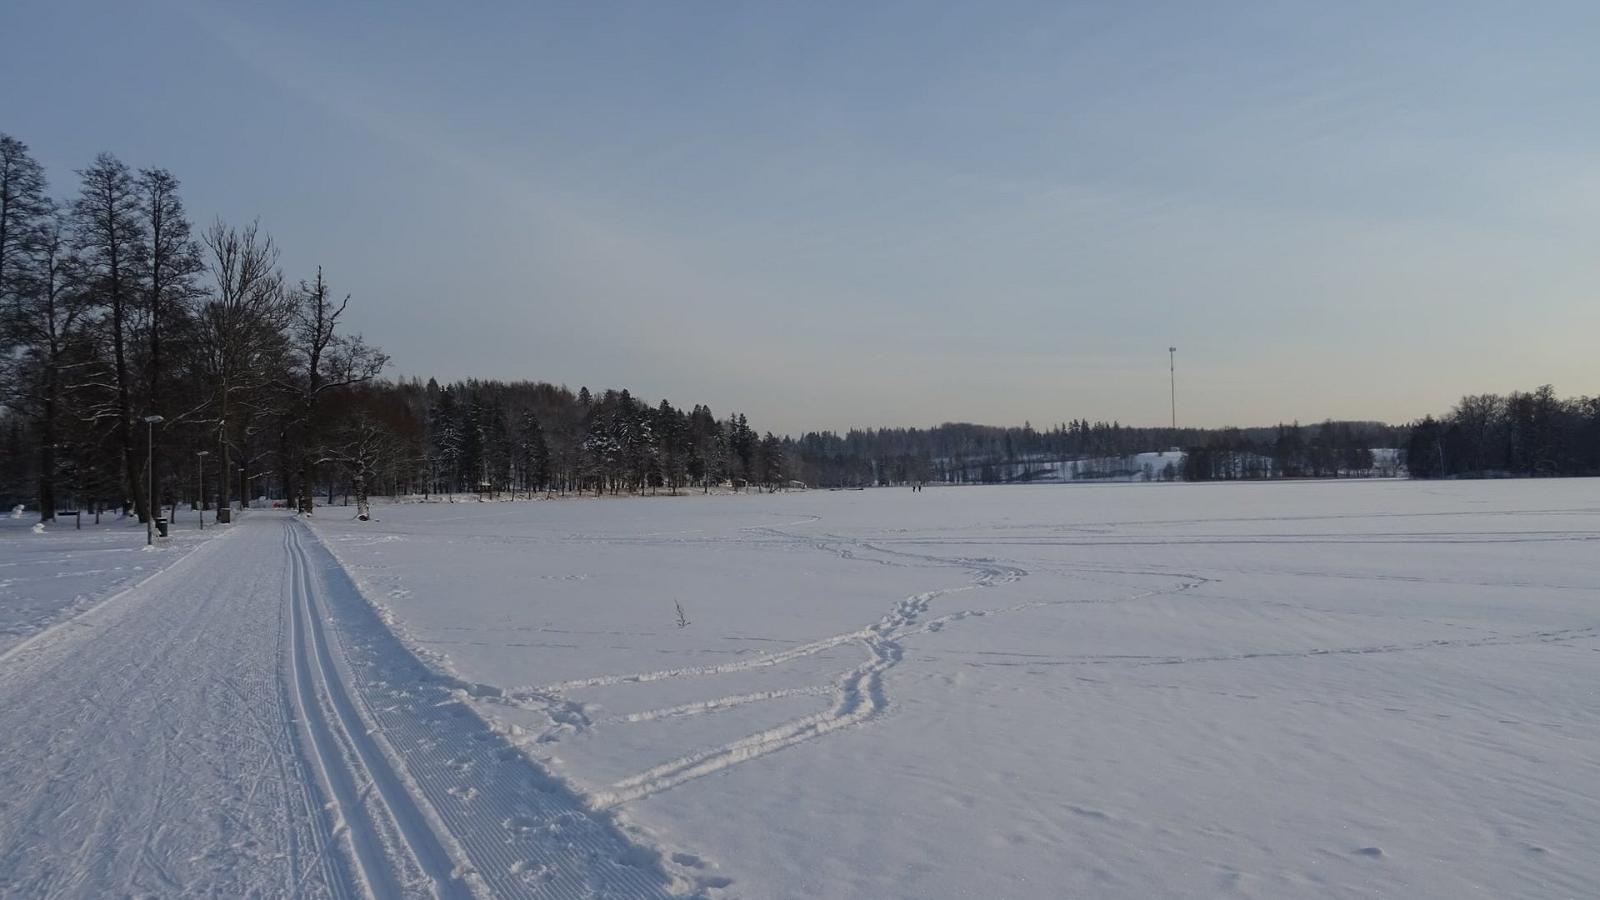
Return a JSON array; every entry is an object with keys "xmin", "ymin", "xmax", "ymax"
[{"xmin": 5, "ymin": 1, "xmax": 1597, "ymax": 433}]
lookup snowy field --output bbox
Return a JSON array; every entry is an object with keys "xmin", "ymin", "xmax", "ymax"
[
  {"xmin": 0, "ymin": 510, "xmax": 214, "ymax": 656},
  {"xmin": 306, "ymin": 479, "xmax": 1600, "ymax": 899}
]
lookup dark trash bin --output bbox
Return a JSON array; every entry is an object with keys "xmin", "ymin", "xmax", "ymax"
[
  {"xmin": 216, "ymin": 508, "xmax": 231, "ymax": 524},
  {"xmin": 155, "ymin": 517, "xmax": 169, "ymax": 538}
]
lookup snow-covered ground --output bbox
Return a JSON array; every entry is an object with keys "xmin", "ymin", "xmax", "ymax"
[
  {"xmin": 0, "ymin": 510, "xmax": 216, "ymax": 656},
  {"xmin": 1, "ymin": 484, "xmax": 1593, "ymax": 897},
  {"xmin": 1, "ymin": 513, "xmax": 685, "ymax": 898},
  {"xmin": 304, "ymin": 479, "xmax": 1600, "ymax": 899}
]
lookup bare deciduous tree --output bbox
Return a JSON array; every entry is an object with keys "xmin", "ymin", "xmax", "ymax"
[
  {"xmin": 325, "ymin": 412, "xmax": 395, "ymax": 521},
  {"xmin": 288, "ymin": 268, "xmax": 387, "ymax": 513},
  {"xmin": 199, "ymin": 219, "xmax": 289, "ymax": 513}
]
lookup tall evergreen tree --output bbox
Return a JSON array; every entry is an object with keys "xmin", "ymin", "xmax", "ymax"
[
  {"xmin": 516, "ymin": 410, "xmax": 549, "ymax": 495},
  {"xmin": 137, "ymin": 167, "xmax": 201, "ymax": 504},
  {"xmin": 0, "ymin": 134, "xmax": 50, "ymax": 311},
  {"xmin": 72, "ymin": 153, "xmax": 148, "ymax": 519}
]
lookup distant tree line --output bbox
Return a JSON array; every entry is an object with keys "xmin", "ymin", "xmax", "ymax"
[
  {"xmin": 333, "ymin": 378, "xmax": 784, "ymax": 499},
  {"xmin": 1179, "ymin": 421, "xmax": 1397, "ymax": 481},
  {"xmin": 1405, "ymin": 386, "xmax": 1600, "ymax": 478},
  {"xmin": 788, "ymin": 420, "xmax": 1192, "ymax": 487},
  {"xmin": 784, "ymin": 419, "xmax": 1406, "ymax": 487}
]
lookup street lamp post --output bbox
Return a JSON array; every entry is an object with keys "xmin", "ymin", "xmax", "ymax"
[
  {"xmin": 196, "ymin": 450, "xmax": 211, "ymax": 530},
  {"xmin": 142, "ymin": 415, "xmax": 165, "ymax": 546}
]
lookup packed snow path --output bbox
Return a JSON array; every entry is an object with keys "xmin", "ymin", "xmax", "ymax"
[{"xmin": 0, "ymin": 514, "xmax": 678, "ymax": 898}]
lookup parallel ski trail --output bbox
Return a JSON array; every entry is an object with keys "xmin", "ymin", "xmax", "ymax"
[
  {"xmin": 286, "ymin": 524, "xmax": 436, "ymax": 898},
  {"xmin": 291, "ymin": 520, "xmax": 679, "ymax": 898},
  {"xmin": 0, "ymin": 514, "xmax": 685, "ymax": 898},
  {"xmin": 0, "ymin": 516, "xmax": 332, "ymax": 897}
]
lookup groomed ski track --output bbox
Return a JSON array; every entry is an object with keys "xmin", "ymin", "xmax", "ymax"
[{"xmin": 0, "ymin": 513, "xmax": 678, "ymax": 898}]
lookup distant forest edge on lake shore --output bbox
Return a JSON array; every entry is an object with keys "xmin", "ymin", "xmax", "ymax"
[{"xmin": 3, "ymin": 133, "xmax": 1598, "ymax": 518}]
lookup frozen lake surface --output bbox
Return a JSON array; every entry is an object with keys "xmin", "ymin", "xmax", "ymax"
[{"xmin": 305, "ymin": 479, "xmax": 1600, "ymax": 899}]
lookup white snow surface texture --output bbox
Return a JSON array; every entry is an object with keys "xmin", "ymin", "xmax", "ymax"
[{"xmin": 2, "ymin": 479, "xmax": 1598, "ymax": 899}]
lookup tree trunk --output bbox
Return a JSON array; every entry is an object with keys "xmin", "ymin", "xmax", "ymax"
[
  {"xmin": 219, "ymin": 386, "xmax": 231, "ymax": 513},
  {"xmin": 298, "ymin": 456, "xmax": 314, "ymax": 514},
  {"xmin": 148, "ymin": 304, "xmax": 162, "ymax": 517},
  {"xmin": 279, "ymin": 427, "xmax": 295, "ymax": 512},
  {"xmin": 114, "ymin": 302, "xmax": 143, "ymax": 521},
  {"xmin": 37, "ymin": 387, "xmax": 56, "ymax": 523},
  {"xmin": 297, "ymin": 407, "xmax": 318, "ymax": 514}
]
